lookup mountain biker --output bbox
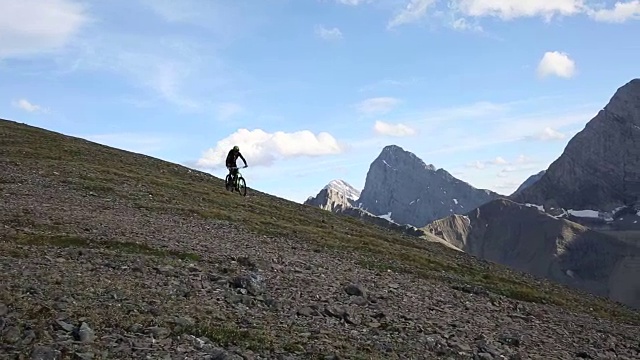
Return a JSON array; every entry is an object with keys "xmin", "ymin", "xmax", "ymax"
[{"xmin": 226, "ymin": 145, "xmax": 247, "ymax": 187}]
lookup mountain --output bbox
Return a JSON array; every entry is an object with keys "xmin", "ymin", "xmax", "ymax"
[
  {"xmin": 511, "ymin": 170, "xmax": 545, "ymax": 196},
  {"xmin": 304, "ymin": 180, "xmax": 460, "ymax": 248},
  {"xmin": 356, "ymin": 145, "xmax": 500, "ymax": 227},
  {"xmin": 423, "ymin": 199, "xmax": 640, "ymax": 309},
  {"xmin": 3, "ymin": 118, "xmax": 640, "ymax": 358},
  {"xmin": 334, "ymin": 205, "xmax": 461, "ymax": 250},
  {"xmin": 303, "ymin": 179, "xmax": 360, "ymax": 211},
  {"xmin": 511, "ymin": 78, "xmax": 640, "ymax": 212}
]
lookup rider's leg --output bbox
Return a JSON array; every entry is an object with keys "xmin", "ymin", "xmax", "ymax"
[
  {"xmin": 226, "ymin": 166, "xmax": 233, "ymax": 186},
  {"xmin": 232, "ymin": 167, "xmax": 238, "ymax": 186}
]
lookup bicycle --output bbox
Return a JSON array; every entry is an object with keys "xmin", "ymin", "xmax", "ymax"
[{"xmin": 225, "ymin": 165, "xmax": 247, "ymax": 196}]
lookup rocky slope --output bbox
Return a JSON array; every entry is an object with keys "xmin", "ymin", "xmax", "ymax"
[
  {"xmin": 2, "ymin": 118, "xmax": 640, "ymax": 359},
  {"xmin": 511, "ymin": 170, "xmax": 545, "ymax": 196},
  {"xmin": 356, "ymin": 145, "xmax": 500, "ymax": 227},
  {"xmin": 511, "ymin": 78, "xmax": 640, "ymax": 212},
  {"xmin": 423, "ymin": 199, "xmax": 640, "ymax": 309},
  {"xmin": 303, "ymin": 179, "xmax": 360, "ymax": 211},
  {"xmin": 331, "ymin": 205, "xmax": 461, "ymax": 251}
]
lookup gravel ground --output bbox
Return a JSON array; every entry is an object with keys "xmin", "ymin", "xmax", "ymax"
[{"xmin": 2, "ymin": 164, "xmax": 640, "ymax": 360}]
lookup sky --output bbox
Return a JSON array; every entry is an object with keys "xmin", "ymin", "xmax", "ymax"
[{"xmin": 1, "ymin": 0, "xmax": 639, "ymax": 204}]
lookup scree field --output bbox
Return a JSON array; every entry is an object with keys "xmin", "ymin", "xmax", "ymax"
[{"xmin": 2, "ymin": 118, "xmax": 640, "ymax": 359}]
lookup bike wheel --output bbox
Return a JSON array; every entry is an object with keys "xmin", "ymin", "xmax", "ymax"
[{"xmin": 237, "ymin": 177, "xmax": 247, "ymax": 196}]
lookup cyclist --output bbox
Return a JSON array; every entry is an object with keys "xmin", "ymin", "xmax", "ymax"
[{"xmin": 226, "ymin": 145, "xmax": 247, "ymax": 187}]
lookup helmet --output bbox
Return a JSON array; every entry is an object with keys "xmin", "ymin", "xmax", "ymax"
[{"xmin": 233, "ymin": 145, "xmax": 239, "ymax": 151}]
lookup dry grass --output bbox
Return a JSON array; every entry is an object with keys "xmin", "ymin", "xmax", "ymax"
[{"xmin": 2, "ymin": 118, "xmax": 639, "ymax": 326}]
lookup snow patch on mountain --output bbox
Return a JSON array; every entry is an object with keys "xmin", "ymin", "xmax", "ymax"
[
  {"xmin": 525, "ymin": 203, "xmax": 545, "ymax": 212},
  {"xmin": 378, "ymin": 211, "xmax": 394, "ymax": 223},
  {"xmin": 568, "ymin": 209, "xmax": 600, "ymax": 218}
]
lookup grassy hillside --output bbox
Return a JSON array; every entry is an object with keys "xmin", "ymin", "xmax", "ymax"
[
  {"xmin": 2, "ymin": 118, "xmax": 639, "ymax": 318},
  {"xmin": 2, "ymin": 118, "xmax": 640, "ymax": 358}
]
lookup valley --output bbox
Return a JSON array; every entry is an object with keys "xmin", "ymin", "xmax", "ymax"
[{"xmin": 305, "ymin": 78, "xmax": 640, "ymax": 311}]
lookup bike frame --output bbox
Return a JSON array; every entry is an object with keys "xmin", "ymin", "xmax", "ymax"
[
  {"xmin": 228, "ymin": 165, "xmax": 247, "ymax": 185},
  {"xmin": 226, "ymin": 166, "xmax": 248, "ymax": 195}
]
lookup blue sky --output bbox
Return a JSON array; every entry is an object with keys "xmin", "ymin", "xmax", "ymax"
[{"xmin": 1, "ymin": 0, "xmax": 639, "ymax": 203}]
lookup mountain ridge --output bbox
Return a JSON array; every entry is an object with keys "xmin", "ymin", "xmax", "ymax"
[
  {"xmin": 511, "ymin": 78, "xmax": 640, "ymax": 212},
  {"xmin": 354, "ymin": 144, "xmax": 500, "ymax": 227},
  {"xmin": 422, "ymin": 198, "xmax": 640, "ymax": 309},
  {"xmin": 511, "ymin": 170, "xmax": 546, "ymax": 196}
]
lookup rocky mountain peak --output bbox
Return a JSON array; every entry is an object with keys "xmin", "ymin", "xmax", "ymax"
[
  {"xmin": 322, "ymin": 179, "xmax": 361, "ymax": 201},
  {"xmin": 304, "ymin": 179, "xmax": 360, "ymax": 211},
  {"xmin": 511, "ymin": 78, "xmax": 640, "ymax": 211},
  {"xmin": 357, "ymin": 146, "xmax": 500, "ymax": 227},
  {"xmin": 512, "ymin": 79, "xmax": 640, "ymax": 211},
  {"xmin": 377, "ymin": 144, "xmax": 437, "ymax": 172},
  {"xmin": 603, "ymin": 78, "xmax": 640, "ymax": 121}
]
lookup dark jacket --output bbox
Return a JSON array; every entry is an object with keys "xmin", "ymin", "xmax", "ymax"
[{"xmin": 226, "ymin": 149, "xmax": 246, "ymax": 167}]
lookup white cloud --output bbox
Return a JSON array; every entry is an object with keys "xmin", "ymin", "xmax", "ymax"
[
  {"xmin": 336, "ymin": 0, "xmax": 640, "ymax": 31},
  {"xmin": 11, "ymin": 99, "xmax": 48, "ymax": 113},
  {"xmin": 140, "ymin": 0, "xmax": 263, "ymax": 39},
  {"xmin": 498, "ymin": 110, "xmax": 592, "ymax": 141},
  {"xmin": 215, "ymin": 103, "xmax": 244, "ymax": 121},
  {"xmin": 315, "ymin": 25, "xmax": 344, "ymax": 40},
  {"xmin": 496, "ymin": 156, "xmax": 539, "ymax": 177},
  {"xmin": 494, "ymin": 156, "xmax": 508, "ymax": 164},
  {"xmin": 38, "ymin": 1, "xmax": 259, "ymax": 114},
  {"xmin": 68, "ymin": 34, "xmax": 231, "ymax": 112},
  {"xmin": 466, "ymin": 156, "xmax": 510, "ymax": 169},
  {"xmin": 589, "ymin": 0, "xmax": 640, "ymax": 22},
  {"xmin": 356, "ymin": 97, "xmax": 401, "ymax": 115},
  {"xmin": 537, "ymin": 51, "xmax": 577, "ymax": 78},
  {"xmin": 388, "ymin": 0, "xmax": 437, "ymax": 28},
  {"xmin": 452, "ymin": 0, "xmax": 585, "ymax": 20},
  {"xmin": 467, "ymin": 160, "xmax": 486, "ymax": 169},
  {"xmin": 373, "ymin": 120, "xmax": 417, "ymax": 137},
  {"xmin": 196, "ymin": 128, "xmax": 347, "ymax": 168},
  {"xmin": 148, "ymin": 61, "xmax": 200, "ymax": 110},
  {"xmin": 531, "ymin": 127, "xmax": 567, "ymax": 141},
  {"xmin": 451, "ymin": 17, "xmax": 484, "ymax": 31},
  {"xmin": 0, "ymin": 0, "xmax": 89, "ymax": 58}
]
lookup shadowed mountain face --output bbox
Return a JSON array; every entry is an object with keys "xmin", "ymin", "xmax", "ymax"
[
  {"xmin": 423, "ymin": 199, "xmax": 640, "ymax": 309},
  {"xmin": 511, "ymin": 78, "xmax": 640, "ymax": 211},
  {"xmin": 511, "ymin": 170, "xmax": 546, "ymax": 196},
  {"xmin": 355, "ymin": 145, "xmax": 500, "ymax": 227}
]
